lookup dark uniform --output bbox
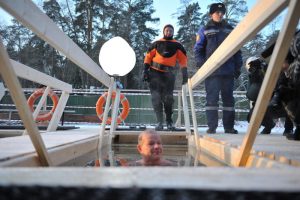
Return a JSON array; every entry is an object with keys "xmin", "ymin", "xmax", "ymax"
[
  {"xmin": 260, "ymin": 30, "xmax": 300, "ymax": 140},
  {"xmin": 144, "ymin": 24, "xmax": 188, "ymax": 131},
  {"xmin": 245, "ymin": 57, "xmax": 293, "ymax": 134},
  {"xmin": 194, "ymin": 3, "xmax": 242, "ymax": 134},
  {"xmin": 279, "ymin": 30, "xmax": 300, "ymax": 140}
]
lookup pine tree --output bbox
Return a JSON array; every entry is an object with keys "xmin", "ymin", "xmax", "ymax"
[
  {"xmin": 175, "ymin": 2, "xmax": 202, "ymax": 89},
  {"xmin": 103, "ymin": 0, "xmax": 159, "ymax": 89}
]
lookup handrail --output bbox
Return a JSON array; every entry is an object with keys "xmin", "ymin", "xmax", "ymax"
[
  {"xmin": 11, "ymin": 59, "xmax": 72, "ymax": 93},
  {"xmin": 0, "ymin": 37, "xmax": 52, "ymax": 166},
  {"xmin": 187, "ymin": 0, "xmax": 300, "ymax": 167},
  {"xmin": 0, "ymin": 0, "xmax": 112, "ymax": 166}
]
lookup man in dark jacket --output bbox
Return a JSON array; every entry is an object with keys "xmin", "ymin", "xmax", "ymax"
[
  {"xmin": 273, "ymin": 31, "xmax": 300, "ymax": 140},
  {"xmin": 245, "ymin": 56, "xmax": 293, "ymax": 135},
  {"xmin": 194, "ymin": 3, "xmax": 242, "ymax": 134},
  {"xmin": 143, "ymin": 24, "xmax": 188, "ymax": 131},
  {"xmin": 260, "ymin": 30, "xmax": 300, "ymax": 140}
]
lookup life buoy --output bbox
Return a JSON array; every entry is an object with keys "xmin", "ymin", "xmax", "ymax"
[
  {"xmin": 96, "ymin": 91, "xmax": 130, "ymax": 124},
  {"xmin": 27, "ymin": 88, "xmax": 59, "ymax": 121}
]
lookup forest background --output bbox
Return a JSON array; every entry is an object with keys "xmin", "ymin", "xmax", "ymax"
[{"xmin": 0, "ymin": 0, "xmax": 287, "ymax": 91}]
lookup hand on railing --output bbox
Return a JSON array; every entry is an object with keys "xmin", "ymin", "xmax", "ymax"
[{"xmin": 181, "ymin": 68, "xmax": 188, "ymax": 85}]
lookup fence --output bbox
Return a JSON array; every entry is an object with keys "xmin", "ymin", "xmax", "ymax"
[{"xmin": 0, "ymin": 88, "xmax": 249, "ymax": 126}]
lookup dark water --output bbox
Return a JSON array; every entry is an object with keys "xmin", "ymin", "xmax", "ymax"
[{"xmin": 86, "ymin": 144, "xmax": 227, "ymax": 167}]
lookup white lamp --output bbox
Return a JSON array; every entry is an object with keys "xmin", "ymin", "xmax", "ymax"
[{"xmin": 99, "ymin": 36, "xmax": 136, "ymax": 76}]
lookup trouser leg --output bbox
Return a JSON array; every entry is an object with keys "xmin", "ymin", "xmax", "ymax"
[
  {"xmin": 284, "ymin": 116, "xmax": 294, "ymax": 131},
  {"xmin": 261, "ymin": 107, "xmax": 275, "ymax": 129},
  {"xmin": 149, "ymin": 70, "xmax": 163, "ymax": 124},
  {"xmin": 293, "ymin": 101, "xmax": 300, "ymax": 139},
  {"xmin": 220, "ymin": 76, "xmax": 235, "ymax": 130},
  {"xmin": 286, "ymin": 100, "xmax": 300, "ymax": 140},
  {"xmin": 162, "ymin": 72, "xmax": 175, "ymax": 124},
  {"xmin": 205, "ymin": 77, "xmax": 220, "ymax": 130}
]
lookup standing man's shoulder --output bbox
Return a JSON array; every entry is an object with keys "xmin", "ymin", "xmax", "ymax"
[
  {"xmin": 146, "ymin": 39, "xmax": 161, "ymax": 51},
  {"xmin": 222, "ymin": 20, "xmax": 234, "ymax": 29},
  {"xmin": 171, "ymin": 39, "xmax": 187, "ymax": 53}
]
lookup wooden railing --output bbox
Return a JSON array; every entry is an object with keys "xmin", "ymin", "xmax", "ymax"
[{"xmin": 183, "ymin": 0, "xmax": 300, "ymax": 166}]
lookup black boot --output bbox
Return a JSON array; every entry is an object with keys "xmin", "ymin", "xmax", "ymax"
[
  {"xmin": 155, "ymin": 122, "xmax": 163, "ymax": 131},
  {"xmin": 260, "ymin": 127, "xmax": 271, "ymax": 134},
  {"xmin": 165, "ymin": 110, "xmax": 174, "ymax": 131},
  {"xmin": 261, "ymin": 121, "xmax": 275, "ymax": 134},
  {"xmin": 166, "ymin": 120, "xmax": 175, "ymax": 131},
  {"xmin": 283, "ymin": 117, "xmax": 294, "ymax": 136},
  {"xmin": 155, "ymin": 112, "xmax": 164, "ymax": 131},
  {"xmin": 286, "ymin": 126, "xmax": 300, "ymax": 141}
]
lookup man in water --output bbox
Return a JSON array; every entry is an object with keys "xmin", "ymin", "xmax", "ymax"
[{"xmin": 129, "ymin": 129, "xmax": 176, "ymax": 166}]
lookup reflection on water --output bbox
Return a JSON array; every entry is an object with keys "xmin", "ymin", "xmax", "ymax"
[{"xmin": 86, "ymin": 144, "xmax": 227, "ymax": 167}]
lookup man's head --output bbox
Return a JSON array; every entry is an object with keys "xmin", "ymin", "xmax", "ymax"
[
  {"xmin": 163, "ymin": 24, "xmax": 174, "ymax": 40},
  {"xmin": 209, "ymin": 3, "xmax": 226, "ymax": 23},
  {"xmin": 137, "ymin": 129, "xmax": 163, "ymax": 164}
]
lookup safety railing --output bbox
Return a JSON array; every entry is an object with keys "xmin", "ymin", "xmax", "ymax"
[
  {"xmin": 0, "ymin": 0, "xmax": 112, "ymax": 166},
  {"xmin": 183, "ymin": 0, "xmax": 300, "ymax": 166}
]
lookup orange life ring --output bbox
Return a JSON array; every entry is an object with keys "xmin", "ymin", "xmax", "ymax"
[
  {"xmin": 96, "ymin": 91, "xmax": 130, "ymax": 124},
  {"xmin": 27, "ymin": 88, "xmax": 59, "ymax": 121}
]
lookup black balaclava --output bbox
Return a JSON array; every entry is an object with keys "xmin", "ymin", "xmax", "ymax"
[{"xmin": 163, "ymin": 24, "xmax": 174, "ymax": 40}]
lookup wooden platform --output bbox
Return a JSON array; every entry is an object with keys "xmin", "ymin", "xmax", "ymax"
[
  {"xmin": 204, "ymin": 133, "xmax": 300, "ymax": 166},
  {"xmin": 0, "ymin": 127, "xmax": 190, "ymax": 166},
  {"xmin": 1, "ymin": 167, "xmax": 300, "ymax": 192},
  {"xmin": 0, "ymin": 126, "xmax": 299, "ymax": 167},
  {"xmin": 0, "ymin": 126, "xmax": 300, "ymax": 192}
]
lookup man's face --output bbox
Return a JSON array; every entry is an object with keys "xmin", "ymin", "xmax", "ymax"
[
  {"xmin": 163, "ymin": 27, "xmax": 174, "ymax": 38},
  {"xmin": 211, "ymin": 11, "xmax": 224, "ymax": 23},
  {"xmin": 138, "ymin": 134, "xmax": 163, "ymax": 161}
]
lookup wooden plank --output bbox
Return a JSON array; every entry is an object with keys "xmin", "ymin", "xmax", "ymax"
[
  {"xmin": 174, "ymin": 90, "xmax": 182, "ymax": 127},
  {"xmin": 0, "ymin": 0, "xmax": 111, "ymax": 87},
  {"xmin": 110, "ymin": 88, "xmax": 120, "ymax": 134},
  {"xmin": 0, "ymin": 168, "xmax": 300, "ymax": 191},
  {"xmin": 22, "ymin": 86, "xmax": 50, "ymax": 135},
  {"xmin": 98, "ymin": 77, "xmax": 114, "ymax": 166},
  {"xmin": 47, "ymin": 91, "xmax": 70, "ymax": 131},
  {"xmin": 188, "ymin": 79, "xmax": 200, "ymax": 150},
  {"xmin": 236, "ymin": 0, "xmax": 300, "ymax": 167},
  {"xmin": 202, "ymin": 134, "xmax": 300, "ymax": 167},
  {"xmin": 0, "ymin": 128, "xmax": 101, "ymax": 166},
  {"xmin": 192, "ymin": 135, "xmax": 298, "ymax": 168},
  {"xmin": 10, "ymin": 59, "xmax": 72, "ymax": 92},
  {"xmin": 181, "ymin": 85, "xmax": 191, "ymax": 134},
  {"xmin": 0, "ymin": 38, "xmax": 52, "ymax": 166},
  {"xmin": 0, "ymin": 82, "xmax": 4, "ymax": 100}
]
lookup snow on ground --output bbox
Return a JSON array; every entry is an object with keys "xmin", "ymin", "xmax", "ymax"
[{"xmin": 74, "ymin": 119, "xmax": 287, "ymax": 135}]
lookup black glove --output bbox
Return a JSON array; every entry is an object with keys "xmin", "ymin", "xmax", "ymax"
[
  {"xmin": 143, "ymin": 64, "xmax": 150, "ymax": 82},
  {"xmin": 234, "ymin": 70, "xmax": 241, "ymax": 79},
  {"xmin": 181, "ymin": 67, "xmax": 188, "ymax": 85}
]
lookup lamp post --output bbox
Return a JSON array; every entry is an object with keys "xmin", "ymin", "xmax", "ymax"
[{"xmin": 97, "ymin": 36, "xmax": 136, "ymax": 166}]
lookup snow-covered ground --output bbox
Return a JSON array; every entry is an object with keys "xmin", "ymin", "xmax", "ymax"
[{"xmin": 75, "ymin": 120, "xmax": 287, "ymax": 135}]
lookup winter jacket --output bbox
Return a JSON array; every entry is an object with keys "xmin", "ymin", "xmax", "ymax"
[
  {"xmin": 194, "ymin": 20, "xmax": 242, "ymax": 76},
  {"xmin": 144, "ymin": 38, "xmax": 187, "ymax": 72}
]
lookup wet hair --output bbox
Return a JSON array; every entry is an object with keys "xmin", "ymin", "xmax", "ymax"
[{"xmin": 138, "ymin": 129, "xmax": 159, "ymax": 145}]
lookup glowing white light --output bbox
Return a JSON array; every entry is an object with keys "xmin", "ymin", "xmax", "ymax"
[{"xmin": 99, "ymin": 36, "xmax": 136, "ymax": 76}]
